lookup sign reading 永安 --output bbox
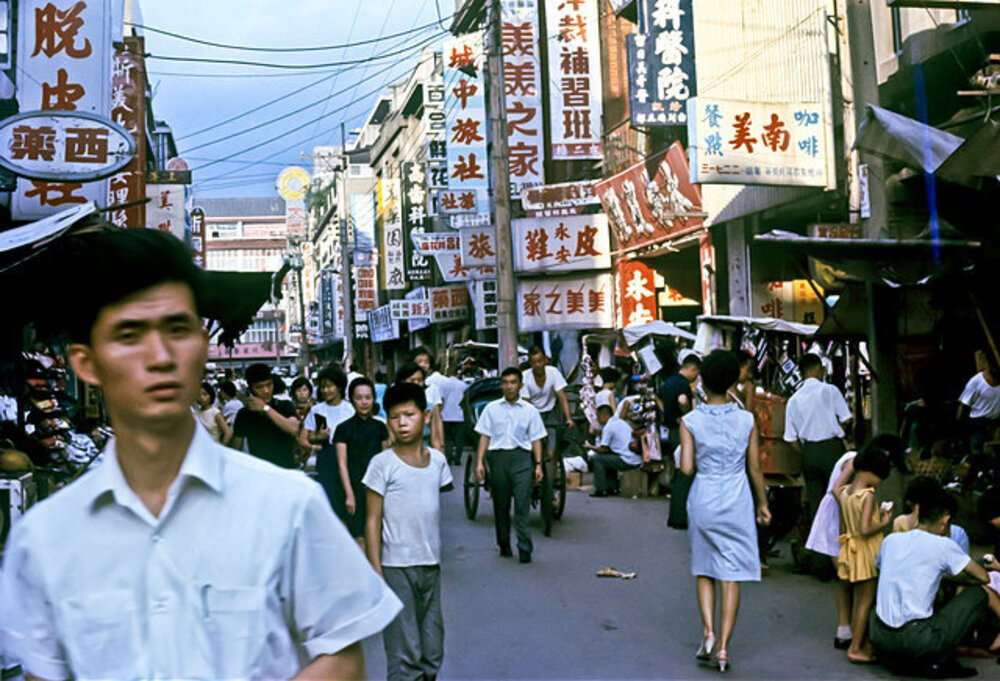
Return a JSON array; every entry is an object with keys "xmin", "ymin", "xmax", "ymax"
[
  {"xmin": 513, "ymin": 214, "xmax": 610, "ymax": 273},
  {"xmin": 687, "ymin": 98, "xmax": 833, "ymax": 187},
  {"xmin": 428, "ymin": 285, "xmax": 470, "ymax": 323},
  {"xmin": 402, "ymin": 161, "xmax": 433, "ymax": 281},
  {"xmin": 501, "ymin": 0, "xmax": 544, "ymax": 197},
  {"xmin": 443, "ymin": 32, "xmax": 489, "ymax": 214},
  {"xmin": 628, "ymin": 0, "xmax": 696, "ymax": 127},
  {"xmin": 545, "ymin": 0, "xmax": 603, "ymax": 160},
  {"xmin": 617, "ymin": 260, "xmax": 659, "ymax": 327},
  {"xmin": 517, "ymin": 273, "xmax": 615, "ymax": 332}
]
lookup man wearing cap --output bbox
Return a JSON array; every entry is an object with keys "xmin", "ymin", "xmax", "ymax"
[{"xmin": 231, "ymin": 363, "xmax": 301, "ymax": 469}]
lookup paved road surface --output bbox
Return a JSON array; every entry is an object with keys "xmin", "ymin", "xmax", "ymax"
[{"xmin": 362, "ymin": 474, "xmax": 996, "ymax": 680}]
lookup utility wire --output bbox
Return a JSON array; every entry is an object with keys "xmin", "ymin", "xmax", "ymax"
[
  {"xmin": 308, "ymin": 1, "xmax": 365, "ymax": 145},
  {"xmin": 127, "ymin": 17, "xmax": 451, "ymax": 53}
]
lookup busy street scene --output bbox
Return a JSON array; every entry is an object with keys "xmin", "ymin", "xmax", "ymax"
[{"xmin": 2, "ymin": 0, "xmax": 1000, "ymax": 679}]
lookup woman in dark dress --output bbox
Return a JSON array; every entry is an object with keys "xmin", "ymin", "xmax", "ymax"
[{"xmin": 325, "ymin": 376, "xmax": 389, "ymax": 550}]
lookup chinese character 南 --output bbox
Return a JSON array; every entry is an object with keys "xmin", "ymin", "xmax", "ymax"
[
  {"xmin": 451, "ymin": 118, "xmax": 484, "ymax": 145},
  {"xmin": 729, "ymin": 112, "xmax": 757, "ymax": 153},
  {"xmin": 574, "ymin": 224, "xmax": 600, "ymax": 257},
  {"xmin": 507, "ymin": 101, "xmax": 539, "ymax": 136},
  {"xmin": 652, "ymin": 0, "xmax": 685, "ymax": 31},
  {"xmin": 704, "ymin": 132, "xmax": 723, "ymax": 157},
  {"xmin": 562, "ymin": 110, "xmax": 592, "ymax": 140},
  {"xmin": 761, "ymin": 113, "xmax": 790, "ymax": 152},
  {"xmin": 42, "ymin": 68, "xmax": 84, "ymax": 111},
  {"xmin": 502, "ymin": 21, "xmax": 534, "ymax": 56},
  {"xmin": 64, "ymin": 127, "xmax": 109, "ymax": 163},
  {"xmin": 625, "ymin": 270, "xmax": 654, "ymax": 302},
  {"xmin": 25, "ymin": 181, "xmax": 86, "ymax": 206},
  {"xmin": 452, "ymin": 153, "xmax": 485, "ymax": 182},
  {"xmin": 452, "ymin": 79, "xmax": 479, "ymax": 109},
  {"xmin": 655, "ymin": 29, "xmax": 688, "ymax": 67},
  {"xmin": 11, "ymin": 125, "xmax": 57, "ymax": 161},
  {"xmin": 33, "ymin": 1, "xmax": 93, "ymax": 59},
  {"xmin": 560, "ymin": 46, "xmax": 590, "ymax": 75}
]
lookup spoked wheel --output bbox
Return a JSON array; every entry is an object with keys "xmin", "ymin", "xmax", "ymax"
[
  {"xmin": 552, "ymin": 455, "xmax": 567, "ymax": 520},
  {"xmin": 463, "ymin": 454, "xmax": 480, "ymax": 520},
  {"xmin": 540, "ymin": 460, "xmax": 554, "ymax": 537}
]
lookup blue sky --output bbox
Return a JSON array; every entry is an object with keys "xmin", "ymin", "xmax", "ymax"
[{"xmin": 139, "ymin": 0, "xmax": 448, "ymax": 199}]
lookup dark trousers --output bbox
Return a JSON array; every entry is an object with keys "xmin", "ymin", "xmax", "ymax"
[
  {"xmin": 665, "ymin": 426, "xmax": 691, "ymax": 530},
  {"xmin": 382, "ymin": 565, "xmax": 444, "ymax": 681},
  {"xmin": 801, "ymin": 438, "xmax": 845, "ymax": 524},
  {"xmin": 592, "ymin": 454, "xmax": 637, "ymax": 493},
  {"xmin": 444, "ymin": 420, "xmax": 466, "ymax": 464},
  {"xmin": 486, "ymin": 448, "xmax": 533, "ymax": 554},
  {"xmin": 870, "ymin": 586, "xmax": 988, "ymax": 672}
]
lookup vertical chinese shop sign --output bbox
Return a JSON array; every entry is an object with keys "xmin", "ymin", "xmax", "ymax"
[
  {"xmin": 545, "ymin": 0, "xmax": 603, "ymax": 160},
  {"xmin": 627, "ymin": 0, "xmax": 696, "ymax": 127},
  {"xmin": 402, "ymin": 161, "xmax": 433, "ymax": 281},
  {"xmin": 14, "ymin": 0, "xmax": 113, "ymax": 220},
  {"xmin": 501, "ymin": 0, "xmax": 544, "ymax": 197},
  {"xmin": 443, "ymin": 32, "xmax": 489, "ymax": 215},
  {"xmin": 108, "ymin": 36, "xmax": 146, "ymax": 228},
  {"xmin": 617, "ymin": 259, "xmax": 658, "ymax": 327}
]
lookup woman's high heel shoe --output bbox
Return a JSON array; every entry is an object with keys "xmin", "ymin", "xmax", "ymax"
[
  {"xmin": 716, "ymin": 652, "xmax": 730, "ymax": 673},
  {"xmin": 696, "ymin": 635, "xmax": 715, "ymax": 661}
]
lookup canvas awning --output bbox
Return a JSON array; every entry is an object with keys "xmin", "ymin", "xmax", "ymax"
[
  {"xmin": 622, "ymin": 321, "xmax": 697, "ymax": 348},
  {"xmin": 698, "ymin": 315, "xmax": 818, "ymax": 337}
]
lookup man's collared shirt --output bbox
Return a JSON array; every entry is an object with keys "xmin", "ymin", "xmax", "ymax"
[
  {"xmin": 783, "ymin": 377, "xmax": 851, "ymax": 443},
  {"xmin": 0, "ymin": 422, "xmax": 402, "ymax": 681},
  {"xmin": 600, "ymin": 416, "xmax": 642, "ymax": 467},
  {"xmin": 475, "ymin": 397, "xmax": 546, "ymax": 451}
]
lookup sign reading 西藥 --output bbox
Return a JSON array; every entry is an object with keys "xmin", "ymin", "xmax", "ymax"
[
  {"xmin": 617, "ymin": 260, "xmax": 659, "ymax": 327},
  {"xmin": 545, "ymin": 0, "xmax": 603, "ymax": 160},
  {"xmin": 474, "ymin": 278, "xmax": 499, "ymax": 330},
  {"xmin": 517, "ymin": 273, "xmax": 615, "ymax": 332},
  {"xmin": 461, "ymin": 226, "xmax": 497, "ymax": 268},
  {"xmin": 513, "ymin": 214, "xmax": 610, "ymax": 273},
  {"xmin": 443, "ymin": 32, "xmax": 489, "ymax": 216},
  {"xmin": 428, "ymin": 285, "xmax": 470, "ymax": 324},
  {"xmin": 402, "ymin": 161, "xmax": 433, "ymax": 281},
  {"xmin": 687, "ymin": 98, "xmax": 833, "ymax": 187},
  {"xmin": 368, "ymin": 304, "xmax": 400, "ymax": 343},
  {"xmin": 521, "ymin": 180, "xmax": 599, "ymax": 217},
  {"xmin": 501, "ymin": 0, "xmax": 544, "ymax": 197},
  {"xmin": 593, "ymin": 141, "xmax": 703, "ymax": 251},
  {"xmin": 628, "ymin": 0, "xmax": 696, "ymax": 128}
]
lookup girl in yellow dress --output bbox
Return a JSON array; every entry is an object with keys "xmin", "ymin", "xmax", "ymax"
[{"xmin": 834, "ymin": 448, "xmax": 893, "ymax": 664}]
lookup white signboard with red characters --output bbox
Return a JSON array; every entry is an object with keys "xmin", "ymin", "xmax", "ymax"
[
  {"xmin": 501, "ymin": 0, "xmax": 544, "ymax": 197},
  {"xmin": 443, "ymin": 32, "xmax": 489, "ymax": 215},
  {"xmin": 513, "ymin": 214, "xmax": 610, "ymax": 273},
  {"xmin": 517, "ymin": 273, "xmax": 614, "ymax": 332},
  {"xmin": 460, "ymin": 226, "xmax": 497, "ymax": 268},
  {"xmin": 145, "ymin": 183, "xmax": 186, "ymax": 241}
]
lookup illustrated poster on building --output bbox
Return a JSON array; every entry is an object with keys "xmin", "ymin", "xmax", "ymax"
[
  {"xmin": 368, "ymin": 304, "xmax": 401, "ymax": 343},
  {"xmin": 513, "ymin": 214, "xmax": 610, "ymax": 273},
  {"xmin": 617, "ymin": 260, "xmax": 658, "ymax": 327},
  {"xmin": 687, "ymin": 98, "xmax": 834, "ymax": 187},
  {"xmin": 517, "ymin": 273, "xmax": 614, "ymax": 332},
  {"xmin": 146, "ymin": 184, "xmax": 186, "ymax": 241},
  {"xmin": 593, "ymin": 140, "xmax": 702, "ymax": 251},
  {"xmin": 443, "ymin": 32, "xmax": 489, "ymax": 216},
  {"xmin": 474, "ymin": 278, "xmax": 499, "ymax": 330},
  {"xmin": 109, "ymin": 37, "xmax": 146, "ymax": 228},
  {"xmin": 544, "ymin": 0, "xmax": 603, "ymax": 160},
  {"xmin": 429, "ymin": 285, "xmax": 470, "ymax": 323},
  {"xmin": 14, "ymin": 0, "xmax": 113, "ymax": 220},
  {"xmin": 628, "ymin": 0, "xmax": 695, "ymax": 127},
  {"xmin": 379, "ymin": 177, "xmax": 406, "ymax": 290},
  {"xmin": 501, "ymin": 0, "xmax": 544, "ymax": 197},
  {"xmin": 353, "ymin": 249, "xmax": 378, "ymax": 339},
  {"xmin": 461, "ymin": 226, "xmax": 497, "ymax": 268},
  {"xmin": 402, "ymin": 161, "xmax": 433, "ymax": 281}
]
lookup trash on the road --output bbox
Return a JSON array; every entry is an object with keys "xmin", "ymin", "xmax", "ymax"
[{"xmin": 596, "ymin": 567, "xmax": 637, "ymax": 580}]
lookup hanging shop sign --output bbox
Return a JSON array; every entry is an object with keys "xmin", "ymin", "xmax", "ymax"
[
  {"xmin": 368, "ymin": 304, "xmax": 401, "ymax": 343},
  {"xmin": 353, "ymin": 249, "xmax": 378, "ymax": 339},
  {"xmin": 428, "ymin": 285, "xmax": 470, "ymax": 323},
  {"xmin": 434, "ymin": 253, "xmax": 496, "ymax": 283},
  {"xmin": 14, "ymin": 0, "xmax": 113, "ymax": 220},
  {"xmin": 617, "ymin": 260, "xmax": 659, "ymax": 327},
  {"xmin": 402, "ymin": 161, "xmax": 433, "ymax": 281},
  {"xmin": 752, "ymin": 279, "xmax": 825, "ymax": 326},
  {"xmin": 450, "ymin": 212, "xmax": 492, "ymax": 230},
  {"xmin": 460, "ymin": 226, "xmax": 497, "ymax": 268},
  {"xmin": 513, "ymin": 214, "xmax": 610, "ymax": 273},
  {"xmin": 434, "ymin": 188, "xmax": 489, "ymax": 215},
  {"xmin": 108, "ymin": 38, "xmax": 147, "ymax": 228},
  {"xmin": 350, "ymin": 193, "xmax": 376, "ymax": 251},
  {"xmin": 425, "ymin": 74, "xmax": 448, "ymax": 191},
  {"xmin": 593, "ymin": 141, "xmax": 703, "ymax": 251},
  {"xmin": 390, "ymin": 298, "xmax": 432, "ymax": 321},
  {"xmin": 517, "ymin": 272, "xmax": 615, "ymax": 332},
  {"xmin": 379, "ymin": 177, "xmax": 406, "ymax": 290},
  {"xmin": 191, "ymin": 207, "xmax": 206, "ymax": 267},
  {"xmin": 443, "ymin": 32, "xmax": 490, "ymax": 215},
  {"xmin": 687, "ymin": 98, "xmax": 834, "ymax": 188},
  {"xmin": 412, "ymin": 232, "xmax": 462, "ymax": 256},
  {"xmin": 501, "ymin": 0, "xmax": 544, "ymax": 197},
  {"xmin": 627, "ymin": 0, "xmax": 696, "ymax": 128},
  {"xmin": 521, "ymin": 180, "xmax": 599, "ymax": 217},
  {"xmin": 145, "ymin": 183, "xmax": 186, "ymax": 241},
  {"xmin": 319, "ymin": 269, "xmax": 336, "ymax": 342},
  {"xmin": 544, "ymin": 0, "xmax": 604, "ymax": 160},
  {"xmin": 474, "ymin": 278, "xmax": 499, "ymax": 330},
  {"xmin": 407, "ymin": 287, "xmax": 431, "ymax": 332}
]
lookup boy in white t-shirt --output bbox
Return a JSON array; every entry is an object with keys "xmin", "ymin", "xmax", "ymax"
[{"xmin": 364, "ymin": 383, "xmax": 453, "ymax": 681}]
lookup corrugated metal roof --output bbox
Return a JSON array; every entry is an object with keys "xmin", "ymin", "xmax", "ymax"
[{"xmin": 195, "ymin": 197, "xmax": 286, "ymax": 218}]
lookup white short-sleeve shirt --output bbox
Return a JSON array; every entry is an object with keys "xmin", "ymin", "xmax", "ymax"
[
  {"xmin": 362, "ymin": 448, "xmax": 452, "ymax": 567},
  {"xmin": 783, "ymin": 378, "xmax": 851, "ymax": 443},
  {"xmin": 521, "ymin": 365, "xmax": 568, "ymax": 414},
  {"xmin": 475, "ymin": 398, "xmax": 547, "ymax": 451},
  {"xmin": 424, "ymin": 382, "xmax": 443, "ymax": 410},
  {"xmin": 958, "ymin": 372, "xmax": 1000, "ymax": 420},
  {"xmin": 599, "ymin": 416, "xmax": 641, "ymax": 467},
  {"xmin": 0, "ymin": 421, "xmax": 401, "ymax": 680},
  {"xmin": 304, "ymin": 400, "xmax": 356, "ymax": 443}
]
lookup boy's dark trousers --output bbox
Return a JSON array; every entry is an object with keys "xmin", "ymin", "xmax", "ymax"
[{"xmin": 382, "ymin": 565, "xmax": 444, "ymax": 681}]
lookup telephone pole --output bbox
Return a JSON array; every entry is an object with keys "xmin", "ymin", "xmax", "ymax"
[
  {"xmin": 486, "ymin": 0, "xmax": 519, "ymax": 371},
  {"xmin": 339, "ymin": 121, "xmax": 355, "ymax": 369}
]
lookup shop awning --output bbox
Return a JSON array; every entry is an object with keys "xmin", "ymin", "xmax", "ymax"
[
  {"xmin": 753, "ymin": 230, "xmax": 984, "ymax": 261},
  {"xmin": 814, "ymin": 284, "xmax": 869, "ymax": 339},
  {"xmin": 698, "ymin": 315, "xmax": 818, "ymax": 337},
  {"xmin": 622, "ymin": 321, "xmax": 697, "ymax": 348}
]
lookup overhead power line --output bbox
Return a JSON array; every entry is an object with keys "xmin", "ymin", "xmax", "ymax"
[{"xmin": 127, "ymin": 16, "xmax": 451, "ymax": 53}]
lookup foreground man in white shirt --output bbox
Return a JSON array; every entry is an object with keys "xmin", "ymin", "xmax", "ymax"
[{"xmin": 0, "ymin": 229, "xmax": 401, "ymax": 680}]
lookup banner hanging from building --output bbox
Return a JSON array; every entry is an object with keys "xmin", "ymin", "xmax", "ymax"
[
  {"xmin": 593, "ymin": 140, "xmax": 702, "ymax": 252},
  {"xmin": 424, "ymin": 73, "xmax": 448, "ymax": 192},
  {"xmin": 319, "ymin": 269, "xmax": 337, "ymax": 342},
  {"xmin": 460, "ymin": 226, "xmax": 497, "ymax": 268},
  {"xmin": 369, "ymin": 304, "xmax": 401, "ymax": 343},
  {"xmin": 14, "ymin": 0, "xmax": 113, "ymax": 220},
  {"xmin": 513, "ymin": 214, "xmax": 610, "ymax": 273},
  {"xmin": 627, "ymin": 0, "xmax": 696, "ymax": 128},
  {"xmin": 350, "ymin": 193, "xmax": 376, "ymax": 251},
  {"xmin": 191, "ymin": 207, "xmax": 206, "ymax": 267},
  {"xmin": 617, "ymin": 260, "xmax": 658, "ymax": 327},
  {"xmin": 501, "ymin": 0, "xmax": 544, "ymax": 197},
  {"xmin": 687, "ymin": 98, "xmax": 833, "ymax": 188},
  {"xmin": 544, "ymin": 0, "xmax": 603, "ymax": 160},
  {"xmin": 402, "ymin": 161, "xmax": 433, "ymax": 281},
  {"xmin": 443, "ymin": 32, "xmax": 490, "ymax": 216},
  {"xmin": 146, "ymin": 184, "xmax": 186, "ymax": 240},
  {"xmin": 109, "ymin": 37, "xmax": 146, "ymax": 228},
  {"xmin": 517, "ymin": 273, "xmax": 615, "ymax": 332}
]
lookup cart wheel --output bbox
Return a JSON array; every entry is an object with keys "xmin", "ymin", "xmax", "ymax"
[
  {"xmin": 541, "ymin": 461, "xmax": 554, "ymax": 537},
  {"xmin": 463, "ymin": 454, "xmax": 480, "ymax": 520},
  {"xmin": 553, "ymin": 455, "xmax": 567, "ymax": 521}
]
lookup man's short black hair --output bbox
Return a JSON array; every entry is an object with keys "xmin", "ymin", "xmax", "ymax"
[
  {"xmin": 680, "ymin": 353, "xmax": 702, "ymax": 369},
  {"xmin": 598, "ymin": 367, "xmax": 620, "ymax": 384},
  {"xmin": 383, "ymin": 382, "xmax": 427, "ymax": 414},
  {"xmin": 317, "ymin": 365, "xmax": 348, "ymax": 395},
  {"xmin": 219, "ymin": 380, "xmax": 237, "ymax": 399},
  {"xmin": 699, "ymin": 350, "xmax": 740, "ymax": 395},
  {"xmin": 349, "ymin": 376, "xmax": 375, "ymax": 401},
  {"xmin": 799, "ymin": 353, "xmax": 823, "ymax": 374},
  {"xmin": 394, "ymin": 362, "xmax": 425, "ymax": 385},
  {"xmin": 528, "ymin": 345, "xmax": 546, "ymax": 358},
  {"xmin": 62, "ymin": 228, "xmax": 205, "ymax": 343},
  {"xmin": 597, "ymin": 404, "xmax": 613, "ymax": 416},
  {"xmin": 245, "ymin": 363, "xmax": 273, "ymax": 385},
  {"xmin": 737, "ymin": 349, "xmax": 755, "ymax": 367},
  {"xmin": 291, "ymin": 376, "xmax": 313, "ymax": 397},
  {"xmin": 500, "ymin": 366, "xmax": 523, "ymax": 381},
  {"xmin": 919, "ymin": 488, "xmax": 957, "ymax": 524},
  {"xmin": 904, "ymin": 476, "xmax": 941, "ymax": 512}
]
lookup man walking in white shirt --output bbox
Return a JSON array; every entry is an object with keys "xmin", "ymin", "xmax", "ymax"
[
  {"xmin": 0, "ymin": 229, "xmax": 401, "ymax": 680},
  {"xmin": 784, "ymin": 353, "xmax": 853, "ymax": 525},
  {"xmin": 476, "ymin": 367, "xmax": 547, "ymax": 563}
]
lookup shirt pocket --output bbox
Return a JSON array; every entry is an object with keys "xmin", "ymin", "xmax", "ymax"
[
  {"xmin": 57, "ymin": 588, "xmax": 139, "ymax": 678},
  {"xmin": 199, "ymin": 584, "xmax": 268, "ymax": 676}
]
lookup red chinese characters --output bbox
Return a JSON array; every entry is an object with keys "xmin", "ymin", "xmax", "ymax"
[
  {"xmin": 501, "ymin": 1, "xmax": 544, "ymax": 196},
  {"xmin": 517, "ymin": 273, "xmax": 615, "ymax": 332},
  {"xmin": 513, "ymin": 214, "xmax": 611, "ymax": 273}
]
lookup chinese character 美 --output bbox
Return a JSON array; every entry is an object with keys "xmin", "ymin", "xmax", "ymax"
[
  {"xmin": 502, "ymin": 21, "xmax": 534, "ymax": 56},
  {"xmin": 451, "ymin": 118, "xmax": 484, "ymax": 145},
  {"xmin": 42, "ymin": 68, "xmax": 85, "ymax": 111},
  {"xmin": 574, "ymin": 224, "xmax": 600, "ymax": 257},
  {"xmin": 451, "ymin": 79, "xmax": 478, "ymax": 109},
  {"xmin": 729, "ymin": 112, "xmax": 757, "ymax": 153},
  {"xmin": 449, "ymin": 254, "xmax": 469, "ymax": 278},
  {"xmin": 25, "ymin": 181, "xmax": 87, "ymax": 207},
  {"xmin": 562, "ymin": 110, "xmax": 592, "ymax": 140},
  {"xmin": 504, "ymin": 62, "xmax": 537, "ymax": 97},
  {"xmin": 64, "ymin": 127, "xmax": 110, "ymax": 164},
  {"xmin": 467, "ymin": 233, "xmax": 495, "ymax": 260},
  {"xmin": 509, "ymin": 142, "xmax": 540, "ymax": 178},
  {"xmin": 452, "ymin": 153, "xmax": 485, "ymax": 182},
  {"xmin": 525, "ymin": 228, "xmax": 552, "ymax": 261},
  {"xmin": 588, "ymin": 289, "xmax": 606, "ymax": 313},
  {"xmin": 11, "ymin": 125, "xmax": 57, "ymax": 161},
  {"xmin": 507, "ymin": 101, "xmax": 539, "ymax": 136},
  {"xmin": 33, "ymin": 1, "xmax": 93, "ymax": 59},
  {"xmin": 565, "ymin": 289, "xmax": 585, "ymax": 313},
  {"xmin": 761, "ymin": 113, "xmax": 790, "ymax": 152},
  {"xmin": 704, "ymin": 132, "xmax": 723, "ymax": 157},
  {"xmin": 798, "ymin": 135, "xmax": 820, "ymax": 158}
]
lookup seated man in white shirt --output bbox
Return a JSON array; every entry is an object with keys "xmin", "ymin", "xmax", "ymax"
[
  {"xmin": 957, "ymin": 349, "xmax": 1000, "ymax": 453},
  {"xmin": 871, "ymin": 487, "xmax": 998, "ymax": 679},
  {"xmin": 584, "ymin": 405, "xmax": 642, "ymax": 497},
  {"xmin": 0, "ymin": 229, "xmax": 401, "ymax": 680}
]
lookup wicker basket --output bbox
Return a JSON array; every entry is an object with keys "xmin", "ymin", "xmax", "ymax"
[{"xmin": 906, "ymin": 451, "xmax": 953, "ymax": 483}]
